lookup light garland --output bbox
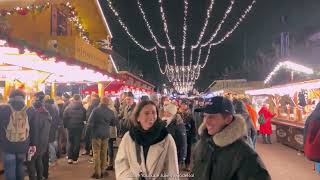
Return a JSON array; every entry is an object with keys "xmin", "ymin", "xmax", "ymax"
[
  {"xmin": 246, "ymin": 79, "xmax": 320, "ymax": 96},
  {"xmin": 159, "ymin": 0, "xmax": 175, "ymax": 50},
  {"xmin": 195, "ymin": 0, "xmax": 255, "ymax": 72},
  {"xmin": 264, "ymin": 61, "xmax": 314, "ymax": 84},
  {"xmin": 181, "ymin": 0, "xmax": 189, "ymax": 87},
  {"xmin": 64, "ymin": 2, "xmax": 90, "ymax": 43},
  {"xmin": 201, "ymin": 0, "xmax": 235, "ymax": 47},
  {"xmin": 106, "ymin": 0, "xmax": 155, "ymax": 51},
  {"xmin": 210, "ymin": 0, "xmax": 256, "ymax": 47},
  {"xmin": 155, "ymin": 48, "xmax": 166, "ymax": 74},
  {"xmin": 187, "ymin": 0, "xmax": 214, "ymax": 83},
  {"xmin": 136, "ymin": 0, "xmax": 166, "ymax": 49},
  {"xmin": 105, "ymin": 0, "xmax": 256, "ymax": 93},
  {"xmin": 191, "ymin": 0, "xmax": 215, "ymax": 49}
]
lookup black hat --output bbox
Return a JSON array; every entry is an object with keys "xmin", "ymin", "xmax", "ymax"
[
  {"xmin": 140, "ymin": 96, "xmax": 149, "ymax": 101},
  {"xmin": 34, "ymin": 91, "xmax": 45, "ymax": 102},
  {"xmin": 181, "ymin": 99, "xmax": 189, "ymax": 105},
  {"xmin": 9, "ymin": 89, "xmax": 26, "ymax": 99},
  {"xmin": 195, "ymin": 96, "xmax": 235, "ymax": 114}
]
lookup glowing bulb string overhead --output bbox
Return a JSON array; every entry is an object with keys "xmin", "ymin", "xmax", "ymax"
[
  {"xmin": 136, "ymin": 0, "xmax": 166, "ymax": 49},
  {"xmin": 188, "ymin": 0, "xmax": 214, "ymax": 82},
  {"xmin": 105, "ymin": 0, "xmax": 256, "ymax": 92},
  {"xmin": 106, "ymin": 0, "xmax": 155, "ymax": 52},
  {"xmin": 182, "ymin": 0, "xmax": 189, "ymax": 87},
  {"xmin": 194, "ymin": 0, "xmax": 256, "ymax": 72},
  {"xmin": 155, "ymin": 48, "xmax": 166, "ymax": 74}
]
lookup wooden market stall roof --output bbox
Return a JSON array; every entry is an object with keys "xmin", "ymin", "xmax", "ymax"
[
  {"xmin": 0, "ymin": 0, "xmax": 112, "ymax": 40},
  {"xmin": 246, "ymin": 79, "xmax": 320, "ymax": 96},
  {"xmin": 207, "ymin": 79, "xmax": 264, "ymax": 93},
  {"xmin": 0, "ymin": 0, "xmax": 118, "ymax": 75},
  {"xmin": 118, "ymin": 71, "xmax": 155, "ymax": 91}
]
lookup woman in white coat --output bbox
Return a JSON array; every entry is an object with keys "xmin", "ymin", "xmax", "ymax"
[{"xmin": 115, "ymin": 100, "xmax": 179, "ymax": 180}]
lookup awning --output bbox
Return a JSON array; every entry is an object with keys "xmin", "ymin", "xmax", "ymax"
[
  {"xmin": 82, "ymin": 81, "xmax": 124, "ymax": 95},
  {"xmin": 0, "ymin": 39, "xmax": 114, "ymax": 83},
  {"xmin": 81, "ymin": 80, "xmax": 152, "ymax": 95}
]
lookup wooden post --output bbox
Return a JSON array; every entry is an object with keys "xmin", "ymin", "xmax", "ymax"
[
  {"xmin": 51, "ymin": 82, "xmax": 56, "ymax": 99},
  {"xmin": 98, "ymin": 82, "xmax": 104, "ymax": 98},
  {"xmin": 4, "ymin": 80, "xmax": 11, "ymax": 102}
]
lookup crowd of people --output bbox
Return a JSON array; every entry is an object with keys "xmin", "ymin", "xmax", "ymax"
[{"xmin": 3, "ymin": 89, "xmax": 319, "ymax": 179}]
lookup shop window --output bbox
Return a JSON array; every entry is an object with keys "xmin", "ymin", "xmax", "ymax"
[{"xmin": 51, "ymin": 6, "xmax": 71, "ymax": 36}]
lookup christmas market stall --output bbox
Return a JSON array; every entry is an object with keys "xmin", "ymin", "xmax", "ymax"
[
  {"xmin": 82, "ymin": 71, "xmax": 155, "ymax": 101},
  {"xmin": 205, "ymin": 79, "xmax": 264, "ymax": 99},
  {"xmin": 0, "ymin": 0, "xmax": 117, "ymax": 171},
  {"xmin": 246, "ymin": 61, "xmax": 319, "ymax": 151},
  {"xmin": 0, "ymin": 0, "xmax": 117, "ymax": 99}
]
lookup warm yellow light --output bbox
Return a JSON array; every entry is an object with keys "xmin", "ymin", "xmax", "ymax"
[{"xmin": 0, "ymin": 46, "xmax": 111, "ymax": 83}]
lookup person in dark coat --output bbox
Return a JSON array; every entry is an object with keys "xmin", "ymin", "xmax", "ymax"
[
  {"xmin": 57, "ymin": 93, "xmax": 71, "ymax": 156},
  {"xmin": 27, "ymin": 92, "xmax": 52, "ymax": 180},
  {"xmin": 87, "ymin": 97, "xmax": 117, "ymax": 179},
  {"xmin": 0, "ymin": 90, "xmax": 37, "ymax": 180},
  {"xmin": 83, "ymin": 94, "xmax": 100, "ymax": 155},
  {"xmin": 233, "ymin": 99, "xmax": 257, "ymax": 148},
  {"xmin": 193, "ymin": 97, "xmax": 205, "ymax": 140},
  {"xmin": 162, "ymin": 103, "xmax": 187, "ymax": 169},
  {"xmin": 118, "ymin": 92, "xmax": 136, "ymax": 137},
  {"xmin": 178, "ymin": 99, "xmax": 196, "ymax": 171},
  {"xmin": 63, "ymin": 94, "xmax": 86, "ymax": 164},
  {"xmin": 192, "ymin": 96, "xmax": 270, "ymax": 180},
  {"xmin": 44, "ymin": 96, "xmax": 60, "ymax": 165}
]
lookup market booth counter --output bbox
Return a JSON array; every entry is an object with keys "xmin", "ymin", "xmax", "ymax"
[{"xmin": 246, "ymin": 79, "xmax": 320, "ymax": 151}]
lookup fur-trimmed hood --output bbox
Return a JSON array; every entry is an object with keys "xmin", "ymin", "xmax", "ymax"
[{"xmin": 198, "ymin": 114, "xmax": 247, "ymax": 147}]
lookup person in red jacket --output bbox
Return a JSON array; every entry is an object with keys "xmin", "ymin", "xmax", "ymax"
[{"xmin": 258, "ymin": 105, "xmax": 275, "ymax": 144}]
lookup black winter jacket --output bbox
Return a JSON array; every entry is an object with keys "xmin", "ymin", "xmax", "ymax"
[
  {"xmin": 192, "ymin": 115, "xmax": 270, "ymax": 180},
  {"xmin": 165, "ymin": 114, "xmax": 187, "ymax": 164},
  {"xmin": 179, "ymin": 111, "xmax": 196, "ymax": 143},
  {"xmin": 63, "ymin": 101, "xmax": 86, "ymax": 129},
  {"xmin": 86, "ymin": 99, "xmax": 100, "ymax": 121},
  {"xmin": 87, "ymin": 104, "xmax": 117, "ymax": 139},
  {"xmin": 45, "ymin": 100, "xmax": 59, "ymax": 143}
]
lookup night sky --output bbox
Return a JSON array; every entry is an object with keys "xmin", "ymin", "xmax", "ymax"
[{"xmin": 99, "ymin": 0, "xmax": 320, "ymax": 91}]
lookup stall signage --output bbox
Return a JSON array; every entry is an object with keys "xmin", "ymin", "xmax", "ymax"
[
  {"xmin": 294, "ymin": 134, "xmax": 304, "ymax": 145},
  {"xmin": 276, "ymin": 128, "xmax": 287, "ymax": 138},
  {"xmin": 74, "ymin": 38, "xmax": 109, "ymax": 71}
]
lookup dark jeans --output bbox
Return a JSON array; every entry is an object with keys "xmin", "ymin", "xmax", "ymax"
[
  {"xmin": 42, "ymin": 149, "xmax": 49, "ymax": 179},
  {"xmin": 84, "ymin": 127, "xmax": 92, "ymax": 153},
  {"xmin": 108, "ymin": 138, "xmax": 116, "ymax": 166},
  {"xmin": 67, "ymin": 128, "xmax": 83, "ymax": 161},
  {"xmin": 3, "ymin": 152, "xmax": 25, "ymax": 180},
  {"xmin": 27, "ymin": 153, "xmax": 45, "ymax": 180},
  {"xmin": 185, "ymin": 140, "xmax": 192, "ymax": 166}
]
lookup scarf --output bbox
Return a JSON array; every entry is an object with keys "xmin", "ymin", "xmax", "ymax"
[
  {"xmin": 129, "ymin": 120, "xmax": 168, "ymax": 147},
  {"xmin": 130, "ymin": 120, "xmax": 168, "ymax": 163}
]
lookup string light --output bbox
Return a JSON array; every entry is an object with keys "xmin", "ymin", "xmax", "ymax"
[
  {"xmin": 136, "ymin": 0, "xmax": 166, "ymax": 49},
  {"xmin": 106, "ymin": 0, "xmax": 155, "ymax": 51},
  {"xmin": 192, "ymin": 0, "xmax": 215, "ymax": 49},
  {"xmin": 182, "ymin": 0, "xmax": 189, "ymax": 87},
  {"xmin": 201, "ymin": 0, "xmax": 235, "ymax": 47},
  {"xmin": 154, "ymin": 48, "xmax": 166, "ymax": 74},
  {"xmin": 210, "ymin": 0, "xmax": 256, "ymax": 47},
  {"xmin": 246, "ymin": 80, "xmax": 320, "ymax": 96},
  {"xmin": 196, "ymin": 0, "xmax": 255, "ymax": 72},
  {"xmin": 64, "ymin": 2, "xmax": 90, "ymax": 43},
  {"xmin": 159, "ymin": 0, "xmax": 175, "ymax": 50},
  {"xmin": 264, "ymin": 61, "xmax": 314, "ymax": 84}
]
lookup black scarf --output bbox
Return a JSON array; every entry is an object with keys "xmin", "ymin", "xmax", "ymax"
[{"xmin": 129, "ymin": 120, "xmax": 168, "ymax": 161}]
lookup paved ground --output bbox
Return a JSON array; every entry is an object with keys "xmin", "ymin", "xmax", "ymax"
[{"xmin": 1, "ymin": 137, "xmax": 320, "ymax": 180}]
